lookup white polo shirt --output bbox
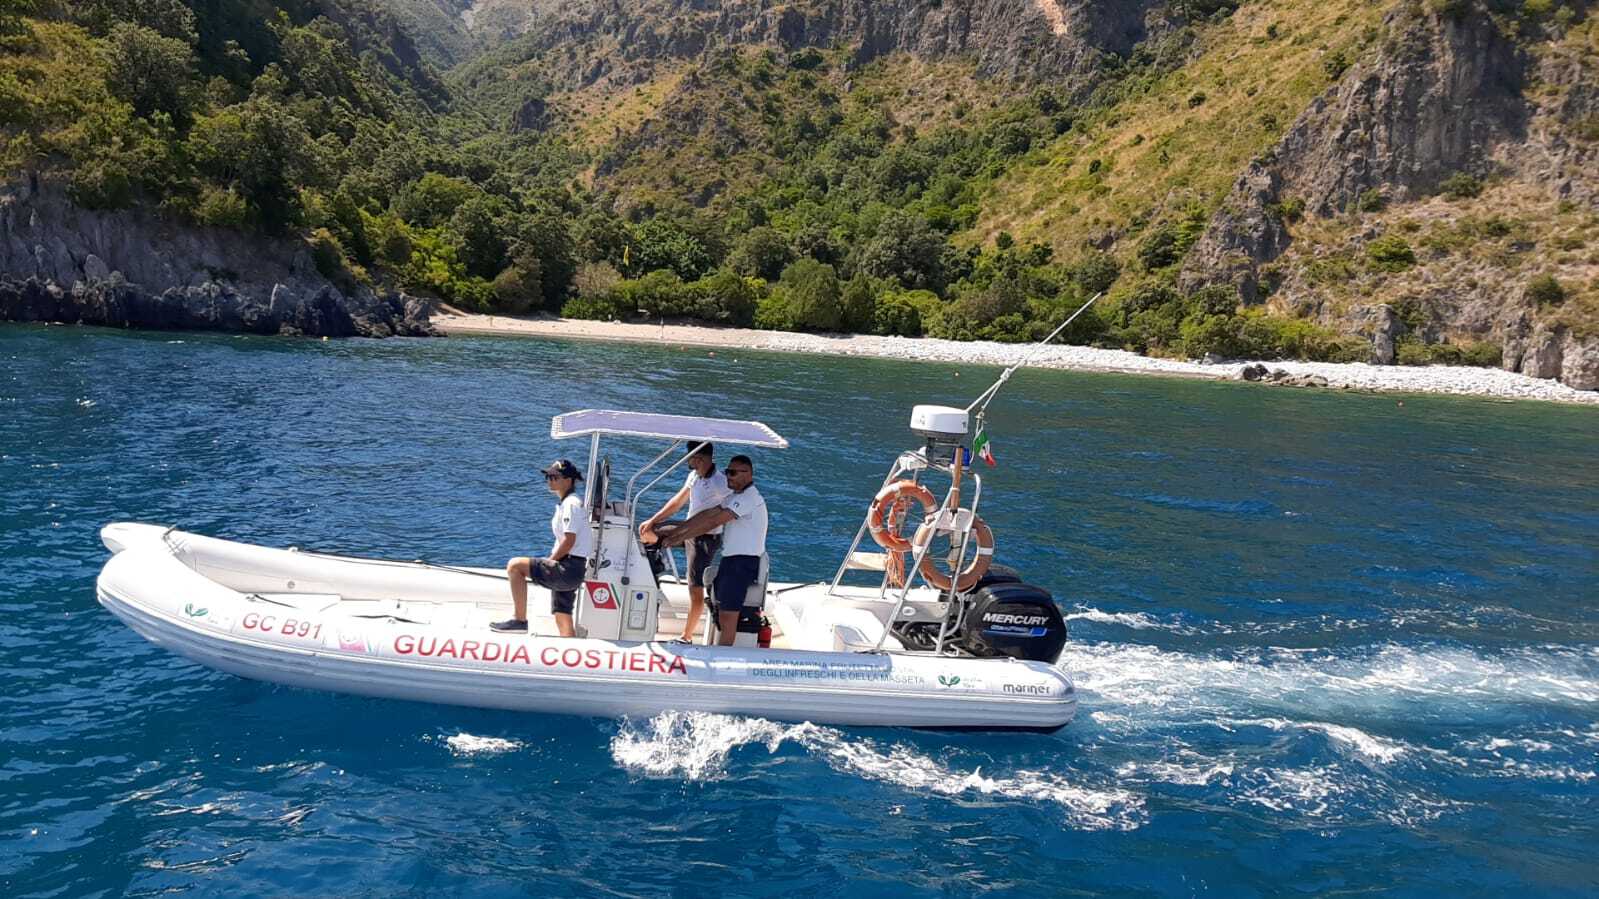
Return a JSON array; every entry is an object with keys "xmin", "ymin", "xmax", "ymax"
[
  {"xmin": 720, "ymin": 485, "xmax": 767, "ymax": 557},
  {"xmin": 551, "ymin": 492, "xmax": 594, "ymax": 559},
  {"xmin": 684, "ymin": 468, "xmax": 732, "ymax": 535}
]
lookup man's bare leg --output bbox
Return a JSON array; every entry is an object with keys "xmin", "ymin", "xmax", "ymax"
[
  {"xmin": 680, "ymin": 585, "xmax": 706, "ymax": 642},
  {"xmin": 554, "ymin": 612, "xmax": 575, "ymax": 638},
  {"xmin": 716, "ymin": 610, "xmax": 741, "ymax": 646}
]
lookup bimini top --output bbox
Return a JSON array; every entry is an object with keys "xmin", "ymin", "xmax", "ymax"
[{"xmin": 551, "ymin": 409, "xmax": 788, "ymax": 448}]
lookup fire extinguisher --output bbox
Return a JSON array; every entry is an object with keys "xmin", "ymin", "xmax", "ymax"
[{"xmin": 757, "ymin": 615, "xmax": 772, "ymax": 648}]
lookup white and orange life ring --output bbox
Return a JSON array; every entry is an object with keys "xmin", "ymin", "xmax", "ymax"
[
  {"xmin": 911, "ymin": 511, "xmax": 994, "ymax": 593},
  {"xmin": 868, "ymin": 480, "xmax": 937, "ymax": 553}
]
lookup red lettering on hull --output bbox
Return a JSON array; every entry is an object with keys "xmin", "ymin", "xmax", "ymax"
[{"xmin": 390, "ymin": 635, "xmax": 687, "ymax": 676}]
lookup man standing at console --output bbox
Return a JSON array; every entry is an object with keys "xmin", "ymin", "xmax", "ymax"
[
  {"xmin": 660, "ymin": 455, "xmax": 766, "ymax": 646},
  {"xmin": 639, "ymin": 441, "xmax": 730, "ymax": 642}
]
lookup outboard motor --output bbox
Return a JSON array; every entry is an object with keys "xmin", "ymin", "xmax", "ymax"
[{"xmin": 954, "ymin": 581, "xmax": 1069, "ymax": 663}]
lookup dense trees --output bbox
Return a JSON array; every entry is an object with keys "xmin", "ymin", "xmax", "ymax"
[{"xmin": 2, "ymin": 1, "xmax": 1394, "ymax": 364}]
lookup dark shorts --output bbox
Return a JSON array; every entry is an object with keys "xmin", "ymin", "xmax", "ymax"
[
  {"xmin": 531, "ymin": 555, "xmax": 586, "ymax": 615},
  {"xmin": 685, "ymin": 534, "xmax": 722, "ymax": 589},
  {"xmin": 712, "ymin": 554, "xmax": 762, "ymax": 613}
]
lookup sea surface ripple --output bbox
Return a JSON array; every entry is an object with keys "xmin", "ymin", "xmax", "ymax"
[{"xmin": 2, "ymin": 325, "xmax": 1597, "ymax": 896}]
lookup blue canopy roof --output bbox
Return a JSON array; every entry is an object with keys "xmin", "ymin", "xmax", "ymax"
[{"xmin": 551, "ymin": 410, "xmax": 788, "ymax": 448}]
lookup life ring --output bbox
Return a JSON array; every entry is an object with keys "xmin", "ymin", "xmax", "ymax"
[
  {"xmin": 911, "ymin": 511, "xmax": 994, "ymax": 593},
  {"xmin": 868, "ymin": 480, "xmax": 937, "ymax": 553}
]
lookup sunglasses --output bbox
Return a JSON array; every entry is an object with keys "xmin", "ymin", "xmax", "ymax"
[{"xmin": 724, "ymin": 468, "xmax": 751, "ymax": 476}]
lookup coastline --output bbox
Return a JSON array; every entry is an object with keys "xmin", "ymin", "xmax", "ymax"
[{"xmin": 435, "ymin": 311, "xmax": 1599, "ymax": 406}]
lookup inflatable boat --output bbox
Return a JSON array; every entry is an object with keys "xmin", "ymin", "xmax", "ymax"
[{"xmin": 98, "ymin": 400, "xmax": 1080, "ymax": 731}]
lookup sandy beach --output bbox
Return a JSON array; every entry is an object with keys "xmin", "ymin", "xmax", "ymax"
[{"xmin": 436, "ymin": 311, "xmax": 1599, "ymax": 406}]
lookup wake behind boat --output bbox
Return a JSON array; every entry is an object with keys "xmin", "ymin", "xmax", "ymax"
[{"xmin": 97, "ymin": 324, "xmax": 1099, "ymax": 731}]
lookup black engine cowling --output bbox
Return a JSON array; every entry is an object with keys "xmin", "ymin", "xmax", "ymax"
[{"xmin": 955, "ymin": 582, "xmax": 1069, "ymax": 664}]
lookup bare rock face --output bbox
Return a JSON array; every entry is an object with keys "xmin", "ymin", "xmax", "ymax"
[
  {"xmin": 1185, "ymin": 5, "xmax": 1526, "ymax": 298},
  {"xmin": 1561, "ymin": 333, "xmax": 1599, "ymax": 391},
  {"xmin": 511, "ymin": 96, "xmax": 551, "ymax": 133},
  {"xmin": 1351, "ymin": 304, "xmax": 1407, "ymax": 365},
  {"xmin": 1510, "ymin": 328, "xmax": 1599, "ymax": 390},
  {"xmin": 514, "ymin": 0, "xmax": 1162, "ymax": 92},
  {"xmin": 1520, "ymin": 329, "xmax": 1565, "ymax": 380},
  {"xmin": 0, "ymin": 177, "xmax": 435, "ymax": 338}
]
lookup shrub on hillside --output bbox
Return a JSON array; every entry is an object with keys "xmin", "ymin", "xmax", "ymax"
[
  {"xmin": 697, "ymin": 269, "xmax": 760, "ymax": 327},
  {"xmin": 194, "ymin": 185, "xmax": 249, "ymax": 228},
  {"xmin": 1439, "ymin": 172, "xmax": 1483, "ymax": 200},
  {"xmin": 727, "ymin": 226, "xmax": 793, "ymax": 281},
  {"xmin": 873, "ymin": 293, "xmax": 923, "ymax": 336},
  {"xmin": 839, "ymin": 272, "xmax": 877, "ymax": 333},
  {"xmin": 777, "ymin": 259, "xmax": 844, "ymax": 331},
  {"xmin": 1072, "ymin": 252, "xmax": 1120, "ymax": 295},
  {"xmin": 1527, "ymin": 273, "xmax": 1566, "ymax": 305},
  {"xmin": 1366, "ymin": 236, "xmax": 1416, "ymax": 272},
  {"xmin": 755, "ymin": 291, "xmax": 793, "ymax": 330},
  {"xmin": 393, "ymin": 173, "xmax": 476, "ymax": 229},
  {"xmin": 492, "ymin": 261, "xmax": 542, "ymax": 314},
  {"xmin": 308, "ymin": 228, "xmax": 345, "ymax": 282},
  {"xmin": 1137, "ymin": 224, "xmax": 1182, "ymax": 270},
  {"xmin": 856, "ymin": 210, "xmax": 946, "ymax": 291},
  {"xmin": 629, "ymin": 218, "xmax": 713, "ymax": 281},
  {"xmin": 573, "ymin": 262, "xmax": 623, "ymax": 302}
]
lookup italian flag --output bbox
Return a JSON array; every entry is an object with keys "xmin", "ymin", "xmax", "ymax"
[{"xmin": 972, "ymin": 429, "xmax": 996, "ymax": 467}]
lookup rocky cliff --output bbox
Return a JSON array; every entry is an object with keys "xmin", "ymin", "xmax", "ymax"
[
  {"xmin": 0, "ymin": 177, "xmax": 435, "ymax": 338},
  {"xmin": 474, "ymin": 0, "xmax": 1160, "ymax": 93},
  {"xmin": 1184, "ymin": 2, "xmax": 1599, "ymax": 388}
]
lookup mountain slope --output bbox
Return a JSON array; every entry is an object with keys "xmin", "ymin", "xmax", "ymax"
[{"xmin": 3, "ymin": 0, "xmax": 1596, "ymax": 386}]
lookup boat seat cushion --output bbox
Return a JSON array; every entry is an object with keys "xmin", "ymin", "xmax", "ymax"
[{"xmin": 830, "ymin": 607, "xmax": 904, "ymax": 652}]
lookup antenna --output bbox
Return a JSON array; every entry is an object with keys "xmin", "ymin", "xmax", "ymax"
[{"xmin": 965, "ymin": 292, "xmax": 1103, "ymax": 419}]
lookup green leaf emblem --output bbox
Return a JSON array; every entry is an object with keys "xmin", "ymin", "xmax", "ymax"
[{"xmin": 184, "ymin": 603, "xmax": 208, "ymax": 618}]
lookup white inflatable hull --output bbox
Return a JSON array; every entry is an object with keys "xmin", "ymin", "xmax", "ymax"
[{"xmin": 95, "ymin": 524, "xmax": 1076, "ymax": 731}]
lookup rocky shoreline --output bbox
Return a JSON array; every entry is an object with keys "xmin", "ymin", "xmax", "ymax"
[
  {"xmin": 0, "ymin": 178, "xmax": 434, "ymax": 339},
  {"xmin": 0, "ymin": 275, "xmax": 434, "ymax": 338}
]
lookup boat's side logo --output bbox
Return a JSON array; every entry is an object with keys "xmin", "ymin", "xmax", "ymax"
[
  {"xmin": 937, "ymin": 675, "xmax": 961, "ymax": 687},
  {"xmin": 587, "ymin": 582, "xmax": 619, "ymax": 610},
  {"xmin": 183, "ymin": 603, "xmax": 208, "ymax": 619}
]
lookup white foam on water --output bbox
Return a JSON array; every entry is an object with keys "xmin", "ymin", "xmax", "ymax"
[
  {"xmin": 609, "ymin": 710, "xmax": 788, "ymax": 780},
  {"xmin": 75, "ymin": 398, "xmax": 95, "ymax": 408},
  {"xmin": 1227, "ymin": 717, "xmax": 1409, "ymax": 764},
  {"xmin": 437, "ymin": 732, "xmax": 524, "ymax": 757},
  {"xmin": 610, "ymin": 711, "xmax": 1145, "ymax": 830},
  {"xmin": 1444, "ymin": 728, "xmax": 1599, "ymax": 783},
  {"xmin": 1065, "ymin": 607, "xmax": 1196, "ymax": 634},
  {"xmin": 1059, "ymin": 642, "xmax": 1599, "ymax": 723},
  {"xmin": 1233, "ymin": 764, "xmax": 1460, "ymax": 828},
  {"xmin": 1116, "ymin": 755, "xmax": 1235, "ymax": 786}
]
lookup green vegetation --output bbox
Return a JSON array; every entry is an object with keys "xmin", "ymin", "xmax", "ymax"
[
  {"xmin": 1395, "ymin": 337, "xmax": 1503, "ymax": 367},
  {"xmin": 1439, "ymin": 172, "xmax": 1485, "ymax": 200},
  {"xmin": 5, "ymin": 0, "xmax": 1587, "ymax": 366},
  {"xmin": 1366, "ymin": 236, "xmax": 1417, "ymax": 272},
  {"xmin": 1527, "ymin": 273, "xmax": 1566, "ymax": 305}
]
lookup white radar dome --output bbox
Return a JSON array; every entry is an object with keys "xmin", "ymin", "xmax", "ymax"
[{"xmin": 910, "ymin": 405, "xmax": 969, "ymax": 441}]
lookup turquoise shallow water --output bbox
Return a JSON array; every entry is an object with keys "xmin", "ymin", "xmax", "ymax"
[{"xmin": 2, "ymin": 324, "xmax": 1598, "ymax": 897}]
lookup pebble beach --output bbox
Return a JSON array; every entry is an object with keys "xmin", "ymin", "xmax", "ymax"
[{"xmin": 435, "ymin": 311, "xmax": 1599, "ymax": 406}]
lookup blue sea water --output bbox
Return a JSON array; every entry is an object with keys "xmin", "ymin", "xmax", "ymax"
[{"xmin": 2, "ymin": 323, "xmax": 1597, "ymax": 897}]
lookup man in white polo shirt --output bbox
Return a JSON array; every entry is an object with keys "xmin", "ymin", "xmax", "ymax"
[
  {"xmin": 639, "ymin": 441, "xmax": 730, "ymax": 642},
  {"xmin": 660, "ymin": 454, "xmax": 766, "ymax": 646}
]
